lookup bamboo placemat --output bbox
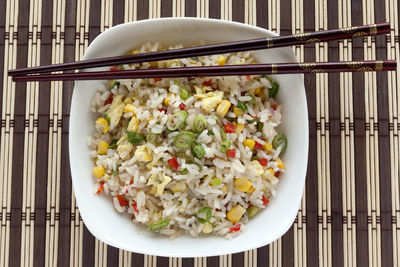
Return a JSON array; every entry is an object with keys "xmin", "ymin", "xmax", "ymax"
[{"xmin": 0, "ymin": 0, "xmax": 399, "ymax": 266}]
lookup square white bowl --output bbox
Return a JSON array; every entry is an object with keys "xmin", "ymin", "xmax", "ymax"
[{"xmin": 69, "ymin": 18, "xmax": 308, "ymax": 257}]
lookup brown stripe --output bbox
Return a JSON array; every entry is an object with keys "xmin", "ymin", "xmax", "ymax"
[
  {"xmin": 232, "ymin": 252, "xmax": 244, "ymax": 267},
  {"xmin": 185, "ymin": 0, "xmax": 196, "ymax": 17},
  {"xmin": 209, "ymin": 0, "xmax": 221, "ymax": 19},
  {"xmin": 280, "ymin": 0, "xmax": 291, "ymax": 36},
  {"xmin": 107, "ymin": 246, "xmax": 119, "ymax": 266},
  {"xmin": 56, "ymin": 1, "xmax": 77, "ymax": 265},
  {"xmin": 207, "ymin": 256, "xmax": 219, "ymax": 267},
  {"xmin": 82, "ymin": 226, "xmax": 95, "ymax": 266},
  {"xmin": 374, "ymin": 1, "xmax": 394, "ymax": 266},
  {"xmin": 182, "ymin": 257, "xmax": 194, "ymax": 266},
  {"xmin": 256, "ymin": 0, "xmax": 267, "ymax": 29},
  {"xmin": 351, "ymin": 2, "xmax": 370, "ymax": 266},
  {"xmin": 131, "ymin": 252, "xmax": 144, "ymax": 267},
  {"xmin": 232, "ymin": 0, "xmax": 244, "ymax": 22},
  {"xmin": 89, "ymin": 0, "xmax": 101, "ymax": 42},
  {"xmin": 137, "ymin": 0, "xmax": 149, "ymax": 20},
  {"xmin": 327, "ymin": 0, "xmax": 344, "ymax": 266},
  {"xmin": 302, "ymin": 0, "xmax": 318, "ymax": 266},
  {"xmin": 113, "ymin": 0, "xmax": 125, "ymax": 25},
  {"xmin": 9, "ymin": 127, "xmax": 24, "ymax": 267},
  {"xmin": 281, "ymin": 227, "xmax": 294, "ymax": 266},
  {"xmin": 156, "ymin": 256, "xmax": 169, "ymax": 267},
  {"xmin": 161, "ymin": 0, "xmax": 173, "ymax": 17}
]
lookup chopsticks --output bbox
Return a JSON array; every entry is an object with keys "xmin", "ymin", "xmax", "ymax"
[
  {"xmin": 12, "ymin": 60, "xmax": 396, "ymax": 82},
  {"xmin": 8, "ymin": 22, "xmax": 390, "ymax": 76}
]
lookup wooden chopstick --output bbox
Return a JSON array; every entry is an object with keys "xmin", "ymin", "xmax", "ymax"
[
  {"xmin": 12, "ymin": 60, "xmax": 396, "ymax": 82},
  {"xmin": 8, "ymin": 22, "xmax": 390, "ymax": 76}
]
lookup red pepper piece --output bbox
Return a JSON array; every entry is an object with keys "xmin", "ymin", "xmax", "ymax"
[
  {"xmin": 227, "ymin": 149, "xmax": 236, "ymax": 158},
  {"xmin": 224, "ymin": 123, "xmax": 236, "ymax": 133},
  {"xmin": 131, "ymin": 203, "xmax": 139, "ymax": 213},
  {"xmin": 96, "ymin": 182, "xmax": 104, "ymax": 194},
  {"xmin": 262, "ymin": 196, "xmax": 270, "ymax": 206},
  {"xmin": 116, "ymin": 195, "xmax": 129, "ymax": 206},
  {"xmin": 168, "ymin": 157, "xmax": 179, "ymax": 169},
  {"xmin": 258, "ymin": 158, "xmax": 268, "ymax": 166},
  {"xmin": 104, "ymin": 93, "xmax": 114, "ymax": 105},
  {"xmin": 229, "ymin": 224, "xmax": 241, "ymax": 233}
]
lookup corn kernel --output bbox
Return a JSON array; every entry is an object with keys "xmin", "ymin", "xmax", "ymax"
[
  {"xmin": 233, "ymin": 107, "xmax": 244, "ymax": 117},
  {"xmin": 164, "ymin": 93, "xmax": 172, "ymax": 105},
  {"xmin": 235, "ymin": 123, "xmax": 245, "ymax": 134},
  {"xmin": 276, "ymin": 158, "xmax": 285, "ymax": 169},
  {"xmin": 234, "ymin": 178, "xmax": 253, "ymax": 192},
  {"xmin": 124, "ymin": 104, "xmax": 137, "ymax": 115},
  {"xmin": 227, "ymin": 204, "xmax": 246, "ymax": 223},
  {"xmin": 216, "ymin": 100, "xmax": 231, "ymax": 117},
  {"xmin": 243, "ymin": 138, "xmax": 255, "ymax": 150},
  {"xmin": 124, "ymin": 97, "xmax": 133, "ymax": 104},
  {"xmin": 246, "ymin": 186, "xmax": 255, "ymax": 194},
  {"xmin": 96, "ymin": 117, "xmax": 109, "ymax": 133},
  {"xmin": 131, "ymin": 50, "xmax": 140, "ymax": 55},
  {"xmin": 97, "ymin": 141, "xmax": 109, "ymax": 155},
  {"xmin": 216, "ymin": 55, "xmax": 227, "ymax": 66},
  {"xmin": 256, "ymin": 89, "xmax": 265, "ymax": 101},
  {"xmin": 253, "ymin": 87, "xmax": 261, "ymax": 95},
  {"xmin": 262, "ymin": 141, "xmax": 273, "ymax": 151},
  {"xmin": 93, "ymin": 165, "xmax": 105, "ymax": 178},
  {"xmin": 266, "ymin": 168, "xmax": 275, "ymax": 176},
  {"xmin": 202, "ymin": 222, "xmax": 213, "ymax": 234}
]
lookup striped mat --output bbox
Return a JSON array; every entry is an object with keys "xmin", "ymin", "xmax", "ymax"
[{"xmin": 1, "ymin": 0, "xmax": 399, "ymax": 266}]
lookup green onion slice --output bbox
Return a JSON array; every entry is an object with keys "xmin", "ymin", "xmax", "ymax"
[
  {"xmin": 166, "ymin": 111, "xmax": 188, "ymax": 131},
  {"xmin": 219, "ymin": 140, "xmax": 231, "ymax": 154},
  {"xmin": 146, "ymin": 132, "xmax": 160, "ymax": 144},
  {"xmin": 272, "ymin": 133, "xmax": 288, "ymax": 153},
  {"xmin": 127, "ymin": 131, "xmax": 146, "ymax": 145},
  {"xmin": 220, "ymin": 127, "xmax": 227, "ymax": 141},
  {"xmin": 191, "ymin": 143, "xmax": 206, "ymax": 159},
  {"xmin": 246, "ymin": 94, "xmax": 256, "ymax": 105},
  {"xmin": 247, "ymin": 206, "xmax": 260, "ymax": 217},
  {"xmin": 148, "ymin": 218, "xmax": 170, "ymax": 232},
  {"xmin": 180, "ymin": 88, "xmax": 190, "ymax": 100},
  {"xmin": 268, "ymin": 80, "xmax": 280, "ymax": 99},
  {"xmin": 209, "ymin": 178, "xmax": 222, "ymax": 186},
  {"xmin": 109, "ymin": 139, "xmax": 118, "ymax": 149},
  {"xmin": 173, "ymin": 131, "xmax": 194, "ymax": 149},
  {"xmin": 196, "ymin": 207, "xmax": 212, "ymax": 223},
  {"xmin": 103, "ymin": 114, "xmax": 111, "ymax": 124},
  {"xmin": 237, "ymin": 101, "xmax": 248, "ymax": 112},
  {"xmin": 193, "ymin": 114, "xmax": 207, "ymax": 134}
]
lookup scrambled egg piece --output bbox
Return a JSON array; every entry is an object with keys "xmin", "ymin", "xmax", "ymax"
[
  {"xmin": 134, "ymin": 145, "xmax": 153, "ymax": 162},
  {"xmin": 146, "ymin": 173, "xmax": 172, "ymax": 196},
  {"xmin": 249, "ymin": 160, "xmax": 264, "ymax": 176},
  {"xmin": 194, "ymin": 91, "xmax": 223, "ymax": 113},
  {"xmin": 157, "ymin": 175, "xmax": 172, "ymax": 196},
  {"xmin": 126, "ymin": 116, "xmax": 139, "ymax": 132},
  {"xmin": 117, "ymin": 139, "xmax": 133, "ymax": 160},
  {"xmin": 106, "ymin": 95, "xmax": 125, "ymax": 130}
]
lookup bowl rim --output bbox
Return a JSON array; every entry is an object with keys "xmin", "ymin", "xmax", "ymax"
[{"xmin": 69, "ymin": 17, "xmax": 309, "ymax": 257}]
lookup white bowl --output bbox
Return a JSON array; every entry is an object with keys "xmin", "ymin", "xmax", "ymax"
[{"xmin": 69, "ymin": 18, "xmax": 308, "ymax": 257}]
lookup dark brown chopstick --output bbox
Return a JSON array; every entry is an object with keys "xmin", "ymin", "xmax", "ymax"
[
  {"xmin": 8, "ymin": 22, "xmax": 390, "ymax": 76},
  {"xmin": 12, "ymin": 60, "xmax": 396, "ymax": 82}
]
